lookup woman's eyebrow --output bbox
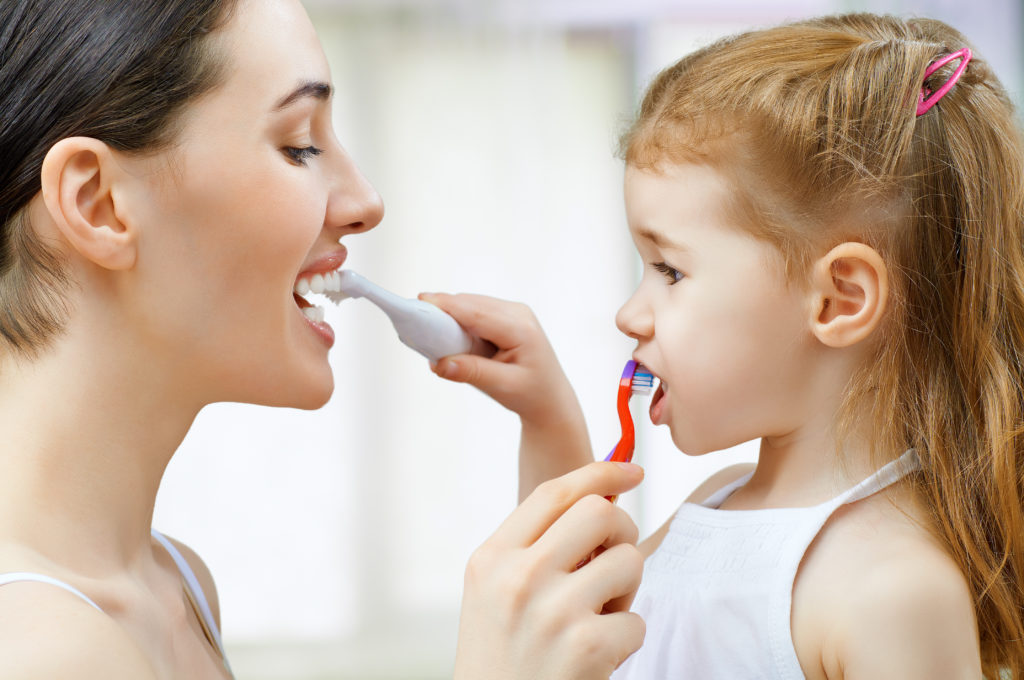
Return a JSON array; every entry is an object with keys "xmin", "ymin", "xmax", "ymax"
[{"xmin": 273, "ymin": 80, "xmax": 332, "ymax": 111}]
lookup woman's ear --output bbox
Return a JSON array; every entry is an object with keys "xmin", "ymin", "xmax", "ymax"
[
  {"xmin": 809, "ymin": 242, "xmax": 888, "ymax": 348},
  {"xmin": 39, "ymin": 137, "xmax": 137, "ymax": 271}
]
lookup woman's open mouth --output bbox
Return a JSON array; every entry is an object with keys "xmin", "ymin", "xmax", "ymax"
[{"xmin": 293, "ymin": 268, "xmax": 344, "ymax": 323}]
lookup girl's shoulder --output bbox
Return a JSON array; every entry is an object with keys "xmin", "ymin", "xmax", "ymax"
[{"xmin": 792, "ymin": 487, "xmax": 981, "ymax": 679}]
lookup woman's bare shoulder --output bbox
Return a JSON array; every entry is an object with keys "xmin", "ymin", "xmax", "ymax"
[
  {"xmin": 0, "ymin": 581, "xmax": 156, "ymax": 679},
  {"xmin": 157, "ymin": 534, "xmax": 222, "ymax": 627},
  {"xmin": 638, "ymin": 463, "xmax": 756, "ymax": 558}
]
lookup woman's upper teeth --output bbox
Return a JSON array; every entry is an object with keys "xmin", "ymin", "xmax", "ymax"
[{"xmin": 295, "ymin": 269, "xmax": 343, "ymax": 296}]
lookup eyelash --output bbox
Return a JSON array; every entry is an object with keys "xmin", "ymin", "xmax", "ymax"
[
  {"xmin": 283, "ymin": 145, "xmax": 323, "ymax": 165},
  {"xmin": 652, "ymin": 261, "xmax": 684, "ymax": 284}
]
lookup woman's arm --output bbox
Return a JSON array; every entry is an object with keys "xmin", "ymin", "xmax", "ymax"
[
  {"xmin": 422, "ymin": 293, "xmax": 594, "ymax": 502},
  {"xmin": 453, "ymin": 460, "xmax": 646, "ymax": 680}
]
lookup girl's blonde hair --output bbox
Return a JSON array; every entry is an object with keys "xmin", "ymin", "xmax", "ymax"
[{"xmin": 621, "ymin": 13, "xmax": 1024, "ymax": 677}]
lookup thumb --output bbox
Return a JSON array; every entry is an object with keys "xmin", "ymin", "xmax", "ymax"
[{"xmin": 433, "ymin": 353, "xmax": 517, "ymax": 396}]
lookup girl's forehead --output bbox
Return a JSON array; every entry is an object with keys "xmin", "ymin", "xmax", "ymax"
[{"xmin": 624, "ymin": 163, "xmax": 736, "ymax": 231}]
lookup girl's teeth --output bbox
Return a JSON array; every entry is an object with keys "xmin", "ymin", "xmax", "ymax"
[
  {"xmin": 295, "ymin": 278, "xmax": 311, "ymax": 296},
  {"xmin": 310, "ymin": 273, "xmax": 325, "ymax": 294}
]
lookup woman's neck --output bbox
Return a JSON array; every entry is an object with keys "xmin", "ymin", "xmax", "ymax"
[{"xmin": 0, "ymin": 325, "xmax": 201, "ymax": 575}]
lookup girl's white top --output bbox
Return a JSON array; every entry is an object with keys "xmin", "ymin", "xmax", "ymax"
[{"xmin": 612, "ymin": 449, "xmax": 920, "ymax": 680}]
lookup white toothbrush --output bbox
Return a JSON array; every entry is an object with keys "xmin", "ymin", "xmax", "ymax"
[{"xmin": 325, "ymin": 270, "xmax": 491, "ymax": 363}]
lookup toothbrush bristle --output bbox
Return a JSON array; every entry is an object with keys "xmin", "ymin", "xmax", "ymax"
[{"xmin": 631, "ymin": 366, "xmax": 655, "ymax": 395}]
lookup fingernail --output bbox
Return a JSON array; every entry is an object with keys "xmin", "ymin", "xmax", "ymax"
[
  {"xmin": 613, "ymin": 462, "xmax": 643, "ymax": 474},
  {"xmin": 440, "ymin": 360, "xmax": 458, "ymax": 378}
]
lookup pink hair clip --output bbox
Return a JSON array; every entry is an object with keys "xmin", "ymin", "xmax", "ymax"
[{"xmin": 916, "ymin": 47, "xmax": 972, "ymax": 116}]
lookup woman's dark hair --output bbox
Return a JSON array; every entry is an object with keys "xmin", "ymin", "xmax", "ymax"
[{"xmin": 0, "ymin": 0, "xmax": 238, "ymax": 355}]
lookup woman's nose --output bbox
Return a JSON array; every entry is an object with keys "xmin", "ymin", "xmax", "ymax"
[
  {"xmin": 326, "ymin": 153, "xmax": 385, "ymax": 235},
  {"xmin": 615, "ymin": 290, "xmax": 654, "ymax": 340}
]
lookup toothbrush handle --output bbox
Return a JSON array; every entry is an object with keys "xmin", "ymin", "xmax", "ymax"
[{"xmin": 329, "ymin": 271, "xmax": 494, "ymax": 363}]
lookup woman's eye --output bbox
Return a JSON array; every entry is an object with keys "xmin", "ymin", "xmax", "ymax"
[
  {"xmin": 652, "ymin": 261, "xmax": 684, "ymax": 284},
  {"xmin": 283, "ymin": 145, "xmax": 323, "ymax": 166}
]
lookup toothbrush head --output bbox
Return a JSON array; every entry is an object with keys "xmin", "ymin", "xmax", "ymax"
[
  {"xmin": 322, "ymin": 270, "xmax": 363, "ymax": 303},
  {"xmin": 630, "ymin": 363, "xmax": 655, "ymax": 396}
]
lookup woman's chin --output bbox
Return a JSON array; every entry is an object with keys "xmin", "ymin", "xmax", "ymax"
[{"xmin": 242, "ymin": 369, "xmax": 335, "ymax": 410}]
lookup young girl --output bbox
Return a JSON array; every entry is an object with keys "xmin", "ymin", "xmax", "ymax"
[
  {"xmin": 428, "ymin": 12, "xmax": 1024, "ymax": 679},
  {"xmin": 0, "ymin": 1, "xmax": 646, "ymax": 677}
]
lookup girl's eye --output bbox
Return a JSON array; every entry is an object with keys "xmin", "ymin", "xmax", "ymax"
[
  {"xmin": 652, "ymin": 261, "xmax": 684, "ymax": 284},
  {"xmin": 283, "ymin": 145, "xmax": 323, "ymax": 166}
]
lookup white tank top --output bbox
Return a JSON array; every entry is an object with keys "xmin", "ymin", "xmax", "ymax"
[{"xmin": 612, "ymin": 450, "xmax": 920, "ymax": 680}]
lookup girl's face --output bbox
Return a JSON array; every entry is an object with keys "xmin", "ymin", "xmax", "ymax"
[
  {"xmin": 616, "ymin": 162, "xmax": 817, "ymax": 455},
  {"xmin": 116, "ymin": 0, "xmax": 383, "ymax": 409}
]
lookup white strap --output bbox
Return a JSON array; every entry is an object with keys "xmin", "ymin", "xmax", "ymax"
[
  {"xmin": 833, "ymin": 449, "xmax": 921, "ymax": 507},
  {"xmin": 0, "ymin": 572, "xmax": 103, "ymax": 612},
  {"xmin": 150, "ymin": 530, "xmax": 227, "ymax": 658}
]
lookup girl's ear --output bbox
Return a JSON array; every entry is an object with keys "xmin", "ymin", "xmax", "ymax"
[
  {"xmin": 39, "ymin": 137, "xmax": 137, "ymax": 271},
  {"xmin": 810, "ymin": 242, "xmax": 888, "ymax": 348}
]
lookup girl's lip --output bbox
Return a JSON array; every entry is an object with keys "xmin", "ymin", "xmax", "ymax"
[
  {"xmin": 296, "ymin": 246, "xmax": 348, "ymax": 281},
  {"xmin": 650, "ymin": 381, "xmax": 667, "ymax": 425}
]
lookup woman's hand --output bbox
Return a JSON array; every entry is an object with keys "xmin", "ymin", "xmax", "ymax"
[
  {"xmin": 420, "ymin": 293, "xmax": 594, "ymax": 500},
  {"xmin": 453, "ymin": 461, "xmax": 646, "ymax": 680}
]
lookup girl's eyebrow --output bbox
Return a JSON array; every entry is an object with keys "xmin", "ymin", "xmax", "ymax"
[
  {"xmin": 273, "ymin": 80, "xmax": 332, "ymax": 111},
  {"xmin": 637, "ymin": 227, "xmax": 688, "ymax": 252}
]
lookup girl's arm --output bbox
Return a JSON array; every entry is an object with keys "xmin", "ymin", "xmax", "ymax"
[{"xmin": 422, "ymin": 293, "xmax": 593, "ymax": 502}]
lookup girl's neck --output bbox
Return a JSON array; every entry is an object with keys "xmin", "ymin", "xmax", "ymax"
[
  {"xmin": 0, "ymin": 323, "xmax": 201, "ymax": 575},
  {"xmin": 728, "ymin": 389, "xmax": 879, "ymax": 511}
]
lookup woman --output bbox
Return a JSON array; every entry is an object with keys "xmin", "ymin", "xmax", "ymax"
[{"xmin": 0, "ymin": 1, "xmax": 645, "ymax": 678}]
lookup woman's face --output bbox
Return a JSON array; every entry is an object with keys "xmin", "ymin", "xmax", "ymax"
[{"xmin": 117, "ymin": 0, "xmax": 383, "ymax": 409}]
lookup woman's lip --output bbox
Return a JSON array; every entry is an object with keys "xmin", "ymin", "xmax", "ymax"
[
  {"xmin": 297, "ymin": 247, "xmax": 348, "ymax": 280},
  {"xmin": 302, "ymin": 313, "xmax": 336, "ymax": 349}
]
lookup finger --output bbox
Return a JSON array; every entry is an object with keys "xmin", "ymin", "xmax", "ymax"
[
  {"xmin": 420, "ymin": 293, "xmax": 539, "ymax": 350},
  {"xmin": 492, "ymin": 462, "xmax": 644, "ymax": 549},
  {"xmin": 532, "ymin": 494, "xmax": 639, "ymax": 571},
  {"xmin": 573, "ymin": 611, "xmax": 646, "ymax": 673},
  {"xmin": 432, "ymin": 352, "xmax": 526, "ymax": 397},
  {"xmin": 571, "ymin": 543, "xmax": 644, "ymax": 615}
]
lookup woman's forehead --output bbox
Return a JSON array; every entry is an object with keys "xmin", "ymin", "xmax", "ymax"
[{"xmin": 211, "ymin": 0, "xmax": 331, "ymax": 110}]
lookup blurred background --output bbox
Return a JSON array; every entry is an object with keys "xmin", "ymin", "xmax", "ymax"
[{"xmin": 153, "ymin": 0, "xmax": 1023, "ymax": 678}]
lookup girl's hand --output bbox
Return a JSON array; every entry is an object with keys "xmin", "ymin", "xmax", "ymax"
[
  {"xmin": 420, "ymin": 293, "xmax": 581, "ymax": 426},
  {"xmin": 420, "ymin": 293, "xmax": 594, "ymax": 499},
  {"xmin": 453, "ymin": 461, "xmax": 646, "ymax": 680}
]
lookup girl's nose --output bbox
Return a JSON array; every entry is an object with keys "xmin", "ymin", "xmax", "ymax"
[{"xmin": 615, "ymin": 290, "xmax": 654, "ymax": 340}]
